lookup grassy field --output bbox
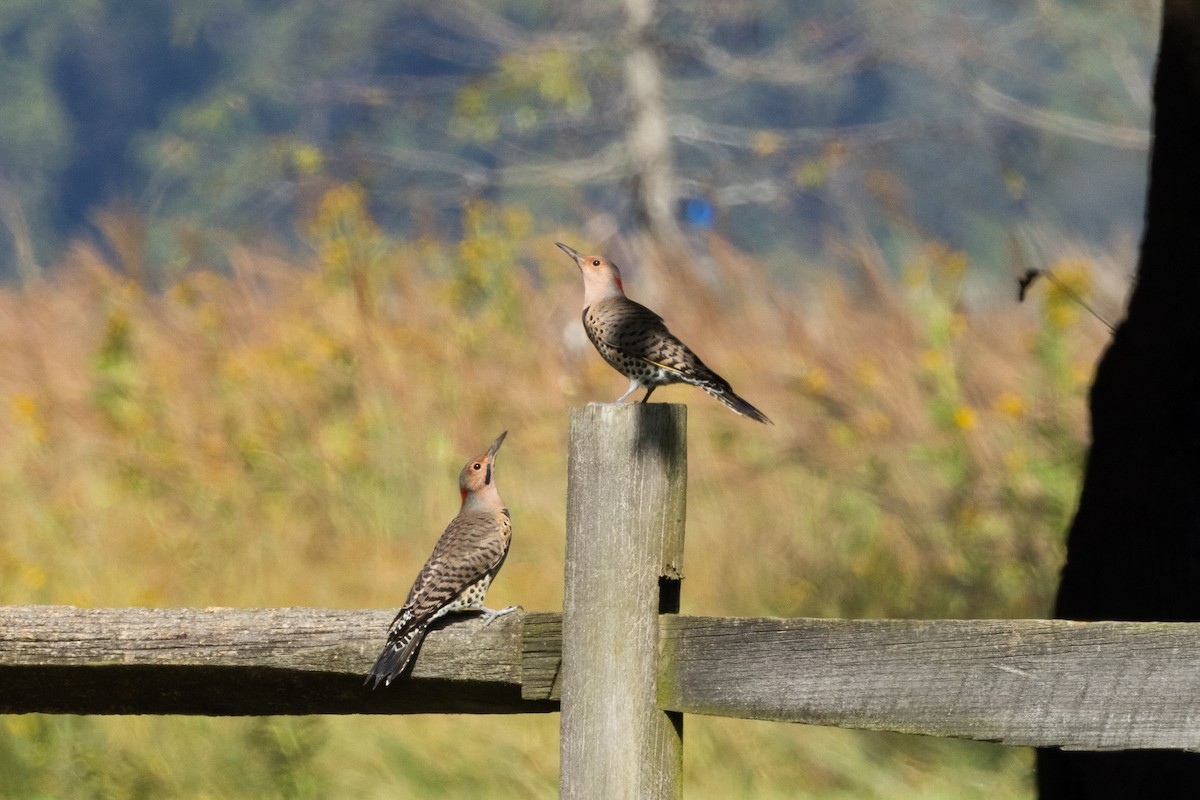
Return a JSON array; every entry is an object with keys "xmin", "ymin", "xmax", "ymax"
[{"xmin": 0, "ymin": 191, "xmax": 1121, "ymax": 797}]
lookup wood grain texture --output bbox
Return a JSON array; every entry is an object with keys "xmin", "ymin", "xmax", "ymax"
[
  {"xmin": 0, "ymin": 605, "xmax": 560, "ymax": 715},
  {"xmin": 659, "ymin": 616, "xmax": 1200, "ymax": 751},
  {"xmin": 521, "ymin": 612, "xmax": 563, "ymax": 701},
  {"xmin": 6, "ymin": 604, "xmax": 1200, "ymax": 752},
  {"xmin": 560, "ymin": 404, "xmax": 686, "ymax": 799}
]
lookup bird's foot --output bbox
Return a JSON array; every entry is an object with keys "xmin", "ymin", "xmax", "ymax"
[
  {"xmin": 613, "ymin": 378, "xmax": 641, "ymax": 404},
  {"xmin": 479, "ymin": 605, "xmax": 521, "ymax": 627}
]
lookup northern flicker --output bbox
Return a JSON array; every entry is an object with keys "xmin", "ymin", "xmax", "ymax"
[
  {"xmin": 556, "ymin": 242, "xmax": 772, "ymax": 424},
  {"xmin": 366, "ymin": 431, "xmax": 517, "ymax": 688}
]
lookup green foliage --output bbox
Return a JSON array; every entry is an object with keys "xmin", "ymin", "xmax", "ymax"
[
  {"xmin": 451, "ymin": 48, "xmax": 593, "ymax": 143},
  {"xmin": 240, "ymin": 718, "xmax": 329, "ymax": 799}
]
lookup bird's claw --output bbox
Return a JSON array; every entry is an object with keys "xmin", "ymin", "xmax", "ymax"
[{"xmin": 480, "ymin": 605, "xmax": 520, "ymax": 627}]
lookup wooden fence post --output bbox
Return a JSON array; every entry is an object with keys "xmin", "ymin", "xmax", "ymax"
[{"xmin": 560, "ymin": 404, "xmax": 686, "ymax": 799}]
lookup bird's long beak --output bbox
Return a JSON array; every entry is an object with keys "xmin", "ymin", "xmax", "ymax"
[
  {"xmin": 555, "ymin": 242, "xmax": 582, "ymax": 264},
  {"xmin": 487, "ymin": 431, "xmax": 508, "ymax": 459}
]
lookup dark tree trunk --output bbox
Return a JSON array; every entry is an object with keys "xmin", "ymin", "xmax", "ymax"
[{"xmin": 1037, "ymin": 1, "xmax": 1200, "ymax": 796}]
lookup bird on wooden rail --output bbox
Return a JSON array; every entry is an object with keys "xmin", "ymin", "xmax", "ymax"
[
  {"xmin": 366, "ymin": 431, "xmax": 518, "ymax": 689},
  {"xmin": 556, "ymin": 242, "xmax": 772, "ymax": 424}
]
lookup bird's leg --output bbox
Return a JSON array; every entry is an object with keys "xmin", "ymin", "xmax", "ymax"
[
  {"xmin": 640, "ymin": 385, "xmax": 657, "ymax": 404},
  {"xmin": 478, "ymin": 605, "xmax": 520, "ymax": 627},
  {"xmin": 614, "ymin": 377, "xmax": 640, "ymax": 404}
]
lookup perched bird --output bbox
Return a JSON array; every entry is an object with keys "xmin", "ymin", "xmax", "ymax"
[
  {"xmin": 556, "ymin": 242, "xmax": 772, "ymax": 424},
  {"xmin": 366, "ymin": 431, "xmax": 517, "ymax": 689}
]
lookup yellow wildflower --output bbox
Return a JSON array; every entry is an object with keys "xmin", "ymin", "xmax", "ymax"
[{"xmin": 952, "ymin": 405, "xmax": 977, "ymax": 431}]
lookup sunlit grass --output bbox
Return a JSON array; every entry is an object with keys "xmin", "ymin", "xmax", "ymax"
[{"xmin": 0, "ymin": 193, "xmax": 1117, "ymax": 796}]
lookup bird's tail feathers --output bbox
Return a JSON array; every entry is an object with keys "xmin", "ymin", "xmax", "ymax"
[
  {"xmin": 365, "ymin": 625, "xmax": 427, "ymax": 689},
  {"xmin": 704, "ymin": 385, "xmax": 773, "ymax": 424}
]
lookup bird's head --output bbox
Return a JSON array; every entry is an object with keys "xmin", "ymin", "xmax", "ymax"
[
  {"xmin": 459, "ymin": 431, "xmax": 507, "ymax": 505},
  {"xmin": 556, "ymin": 242, "xmax": 625, "ymax": 303}
]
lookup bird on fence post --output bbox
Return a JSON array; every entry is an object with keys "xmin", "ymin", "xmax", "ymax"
[
  {"xmin": 366, "ymin": 431, "xmax": 518, "ymax": 689},
  {"xmin": 556, "ymin": 242, "xmax": 772, "ymax": 423}
]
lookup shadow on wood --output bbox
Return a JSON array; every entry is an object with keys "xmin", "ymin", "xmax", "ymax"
[
  {"xmin": 5, "ymin": 604, "xmax": 1200, "ymax": 754},
  {"xmin": 0, "ymin": 605, "xmax": 561, "ymax": 715},
  {"xmin": 658, "ymin": 616, "xmax": 1200, "ymax": 751}
]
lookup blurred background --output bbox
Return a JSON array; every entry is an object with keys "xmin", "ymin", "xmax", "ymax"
[{"xmin": 0, "ymin": 0, "xmax": 1159, "ymax": 797}]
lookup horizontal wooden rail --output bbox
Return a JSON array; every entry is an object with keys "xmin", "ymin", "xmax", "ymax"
[
  {"xmin": 6, "ymin": 606, "xmax": 1200, "ymax": 752},
  {"xmin": 0, "ymin": 605, "xmax": 561, "ymax": 715},
  {"xmin": 658, "ymin": 616, "xmax": 1200, "ymax": 751}
]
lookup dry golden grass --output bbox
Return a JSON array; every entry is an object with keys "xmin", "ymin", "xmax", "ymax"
[{"xmin": 0, "ymin": 193, "xmax": 1116, "ymax": 796}]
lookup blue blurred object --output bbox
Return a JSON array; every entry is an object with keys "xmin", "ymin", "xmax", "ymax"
[{"xmin": 681, "ymin": 197, "xmax": 716, "ymax": 229}]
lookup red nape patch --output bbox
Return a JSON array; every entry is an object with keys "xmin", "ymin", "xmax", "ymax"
[
  {"xmin": 615, "ymin": 277, "xmax": 624, "ymax": 291},
  {"xmin": 461, "ymin": 489, "xmax": 468, "ymax": 503}
]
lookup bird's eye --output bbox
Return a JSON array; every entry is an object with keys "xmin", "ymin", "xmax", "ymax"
[
  {"xmin": 592, "ymin": 260, "xmax": 600, "ymax": 266},
  {"xmin": 473, "ymin": 463, "xmax": 482, "ymax": 470}
]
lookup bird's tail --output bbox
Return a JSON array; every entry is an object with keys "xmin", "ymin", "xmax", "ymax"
[
  {"xmin": 704, "ymin": 385, "xmax": 773, "ymax": 424},
  {"xmin": 365, "ymin": 624, "xmax": 427, "ymax": 689}
]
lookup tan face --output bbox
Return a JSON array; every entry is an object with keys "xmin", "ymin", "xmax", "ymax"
[
  {"xmin": 459, "ymin": 431, "xmax": 506, "ymax": 499},
  {"xmin": 555, "ymin": 242, "xmax": 623, "ymax": 291}
]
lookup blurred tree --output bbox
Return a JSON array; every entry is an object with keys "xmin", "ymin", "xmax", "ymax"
[
  {"xmin": 0, "ymin": 0, "xmax": 98, "ymax": 280},
  {"xmin": 622, "ymin": 0, "xmax": 688, "ymax": 260},
  {"xmin": 0, "ymin": 1, "xmax": 1161, "ymax": 282}
]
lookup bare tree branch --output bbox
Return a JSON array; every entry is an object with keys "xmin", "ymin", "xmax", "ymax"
[
  {"xmin": 974, "ymin": 82, "xmax": 1150, "ymax": 149},
  {"xmin": 670, "ymin": 114, "xmax": 969, "ymax": 150},
  {"xmin": 365, "ymin": 141, "xmax": 628, "ymax": 189},
  {"xmin": 0, "ymin": 178, "xmax": 40, "ymax": 282},
  {"xmin": 681, "ymin": 36, "xmax": 871, "ymax": 87}
]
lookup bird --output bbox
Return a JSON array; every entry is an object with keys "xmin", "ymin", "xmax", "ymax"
[
  {"xmin": 556, "ymin": 242, "xmax": 772, "ymax": 424},
  {"xmin": 366, "ymin": 431, "xmax": 518, "ymax": 689}
]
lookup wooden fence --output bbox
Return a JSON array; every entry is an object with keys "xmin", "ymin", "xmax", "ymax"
[{"xmin": 3, "ymin": 404, "xmax": 1199, "ymax": 797}]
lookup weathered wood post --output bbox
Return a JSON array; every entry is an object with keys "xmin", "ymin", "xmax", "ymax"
[{"xmin": 560, "ymin": 404, "xmax": 686, "ymax": 799}]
